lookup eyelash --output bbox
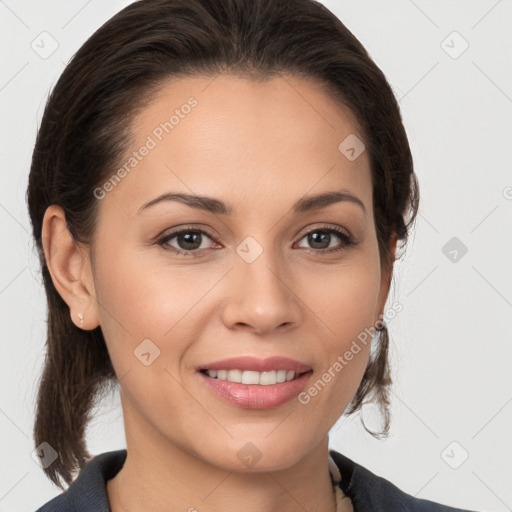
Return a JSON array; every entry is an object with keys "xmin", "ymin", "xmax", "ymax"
[{"xmin": 155, "ymin": 224, "xmax": 356, "ymax": 258}]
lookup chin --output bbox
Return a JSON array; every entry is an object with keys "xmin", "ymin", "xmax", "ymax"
[{"xmin": 195, "ymin": 436, "xmax": 314, "ymax": 473}]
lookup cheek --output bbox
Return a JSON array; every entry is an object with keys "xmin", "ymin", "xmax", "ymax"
[
  {"xmin": 300, "ymin": 255, "xmax": 381, "ymax": 398},
  {"xmin": 306, "ymin": 254, "xmax": 382, "ymax": 336},
  {"xmin": 92, "ymin": 255, "xmax": 203, "ymax": 426},
  {"xmin": 92, "ymin": 250, "xmax": 185, "ymax": 366},
  {"xmin": 92, "ymin": 247, "xmax": 225, "ymax": 381}
]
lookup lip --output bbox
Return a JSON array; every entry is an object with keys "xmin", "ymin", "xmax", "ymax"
[
  {"xmin": 198, "ymin": 356, "xmax": 312, "ymax": 374},
  {"xmin": 197, "ymin": 369, "xmax": 313, "ymax": 409}
]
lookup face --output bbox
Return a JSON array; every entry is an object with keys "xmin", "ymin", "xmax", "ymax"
[{"xmin": 83, "ymin": 74, "xmax": 393, "ymax": 471}]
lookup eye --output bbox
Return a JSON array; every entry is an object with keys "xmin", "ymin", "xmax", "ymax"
[
  {"xmin": 295, "ymin": 225, "xmax": 356, "ymax": 254},
  {"xmin": 156, "ymin": 224, "xmax": 356, "ymax": 257},
  {"xmin": 156, "ymin": 227, "xmax": 217, "ymax": 257}
]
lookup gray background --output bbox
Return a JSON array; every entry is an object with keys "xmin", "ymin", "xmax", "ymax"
[{"xmin": 1, "ymin": 1, "xmax": 511, "ymax": 510}]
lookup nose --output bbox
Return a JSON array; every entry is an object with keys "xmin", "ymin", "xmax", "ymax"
[{"xmin": 220, "ymin": 246, "xmax": 303, "ymax": 335}]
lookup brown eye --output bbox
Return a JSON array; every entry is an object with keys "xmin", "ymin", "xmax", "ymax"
[
  {"xmin": 156, "ymin": 224, "xmax": 356, "ymax": 258},
  {"xmin": 295, "ymin": 226, "xmax": 355, "ymax": 254},
  {"xmin": 157, "ymin": 228, "xmax": 217, "ymax": 256}
]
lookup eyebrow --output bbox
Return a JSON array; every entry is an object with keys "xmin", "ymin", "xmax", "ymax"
[{"xmin": 137, "ymin": 190, "xmax": 366, "ymax": 216}]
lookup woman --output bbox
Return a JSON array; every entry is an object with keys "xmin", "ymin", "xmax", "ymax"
[{"xmin": 27, "ymin": 0, "xmax": 479, "ymax": 510}]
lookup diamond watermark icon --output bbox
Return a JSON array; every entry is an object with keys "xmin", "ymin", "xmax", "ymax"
[
  {"xmin": 441, "ymin": 441, "xmax": 469, "ymax": 469},
  {"xmin": 441, "ymin": 31, "xmax": 469, "ymax": 60},
  {"xmin": 236, "ymin": 236, "xmax": 263, "ymax": 264},
  {"xmin": 237, "ymin": 442, "xmax": 263, "ymax": 468},
  {"xmin": 31, "ymin": 31, "xmax": 59, "ymax": 59},
  {"xmin": 31, "ymin": 442, "xmax": 58, "ymax": 469},
  {"xmin": 134, "ymin": 338, "xmax": 161, "ymax": 366},
  {"xmin": 338, "ymin": 134, "xmax": 365, "ymax": 161},
  {"xmin": 441, "ymin": 236, "xmax": 468, "ymax": 263}
]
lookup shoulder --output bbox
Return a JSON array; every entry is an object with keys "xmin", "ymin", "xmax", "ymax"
[
  {"xmin": 34, "ymin": 450, "xmax": 127, "ymax": 512},
  {"xmin": 329, "ymin": 449, "xmax": 480, "ymax": 512}
]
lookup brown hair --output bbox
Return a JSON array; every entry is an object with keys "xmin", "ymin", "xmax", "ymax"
[{"xmin": 27, "ymin": 0, "xmax": 419, "ymax": 488}]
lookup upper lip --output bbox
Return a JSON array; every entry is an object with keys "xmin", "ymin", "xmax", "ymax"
[{"xmin": 199, "ymin": 356, "xmax": 312, "ymax": 374}]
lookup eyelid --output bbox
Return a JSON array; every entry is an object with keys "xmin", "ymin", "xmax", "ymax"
[
  {"xmin": 297, "ymin": 223, "xmax": 352, "ymax": 239},
  {"xmin": 154, "ymin": 224, "xmax": 218, "ymax": 241},
  {"xmin": 157, "ymin": 223, "xmax": 352, "ymax": 242}
]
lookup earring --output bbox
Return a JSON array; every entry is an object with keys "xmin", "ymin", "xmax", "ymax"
[
  {"xmin": 77, "ymin": 312, "xmax": 84, "ymax": 326},
  {"xmin": 376, "ymin": 319, "xmax": 386, "ymax": 331}
]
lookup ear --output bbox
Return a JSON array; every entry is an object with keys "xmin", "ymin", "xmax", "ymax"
[
  {"xmin": 41, "ymin": 205, "xmax": 99, "ymax": 330},
  {"xmin": 375, "ymin": 232, "xmax": 398, "ymax": 323}
]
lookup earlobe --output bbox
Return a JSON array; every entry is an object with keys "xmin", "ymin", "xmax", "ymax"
[{"xmin": 41, "ymin": 205, "xmax": 99, "ymax": 330}]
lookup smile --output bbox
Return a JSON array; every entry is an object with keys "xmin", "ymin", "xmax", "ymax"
[{"xmin": 200, "ymin": 369, "xmax": 306, "ymax": 385}]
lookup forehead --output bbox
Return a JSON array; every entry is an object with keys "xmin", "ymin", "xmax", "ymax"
[{"xmin": 103, "ymin": 73, "xmax": 372, "ymax": 217}]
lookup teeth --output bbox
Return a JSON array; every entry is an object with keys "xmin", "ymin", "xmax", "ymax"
[{"xmin": 204, "ymin": 369, "xmax": 298, "ymax": 385}]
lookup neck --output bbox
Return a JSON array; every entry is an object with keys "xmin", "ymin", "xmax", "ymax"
[{"xmin": 107, "ymin": 400, "xmax": 341, "ymax": 512}]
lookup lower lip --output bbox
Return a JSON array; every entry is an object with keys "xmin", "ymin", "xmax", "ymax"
[{"xmin": 197, "ymin": 370, "xmax": 313, "ymax": 409}]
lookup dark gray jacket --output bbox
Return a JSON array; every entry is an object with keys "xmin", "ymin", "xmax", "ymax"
[{"xmin": 35, "ymin": 449, "xmax": 479, "ymax": 511}]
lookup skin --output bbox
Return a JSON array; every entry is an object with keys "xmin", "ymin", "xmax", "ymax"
[{"xmin": 43, "ymin": 73, "xmax": 397, "ymax": 512}]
